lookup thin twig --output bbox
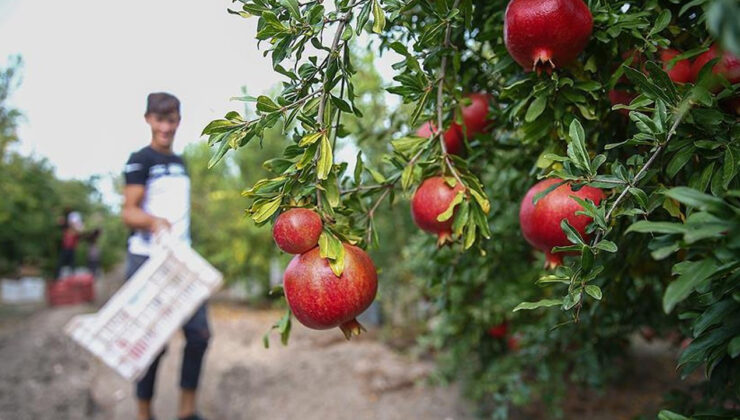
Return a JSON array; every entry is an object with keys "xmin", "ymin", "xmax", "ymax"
[
  {"xmin": 435, "ymin": 0, "xmax": 464, "ymax": 188},
  {"xmin": 592, "ymin": 104, "xmax": 690, "ymax": 244}
]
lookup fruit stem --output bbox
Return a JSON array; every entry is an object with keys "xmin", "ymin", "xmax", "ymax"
[{"xmin": 339, "ymin": 318, "xmax": 366, "ymax": 340}]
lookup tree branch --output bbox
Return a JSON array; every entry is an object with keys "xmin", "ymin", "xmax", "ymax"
[{"xmin": 435, "ymin": 0, "xmax": 464, "ymax": 188}]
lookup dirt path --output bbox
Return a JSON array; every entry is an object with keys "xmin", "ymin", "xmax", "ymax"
[{"xmin": 0, "ymin": 273, "xmax": 472, "ymax": 420}]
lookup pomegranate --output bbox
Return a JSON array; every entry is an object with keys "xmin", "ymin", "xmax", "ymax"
[
  {"xmin": 411, "ymin": 176, "xmax": 466, "ymax": 245},
  {"xmin": 504, "ymin": 0, "xmax": 593, "ymax": 73},
  {"xmin": 273, "ymin": 208, "xmax": 323, "ymax": 254},
  {"xmin": 460, "ymin": 93, "xmax": 493, "ymax": 137},
  {"xmin": 690, "ymin": 44, "xmax": 740, "ymax": 89},
  {"xmin": 660, "ymin": 49, "xmax": 693, "ymax": 84},
  {"xmin": 416, "ymin": 121, "xmax": 464, "ymax": 155},
  {"xmin": 488, "ymin": 322, "xmax": 508, "ymax": 339},
  {"xmin": 519, "ymin": 178, "xmax": 605, "ymax": 268},
  {"xmin": 283, "ymin": 243, "xmax": 378, "ymax": 339}
]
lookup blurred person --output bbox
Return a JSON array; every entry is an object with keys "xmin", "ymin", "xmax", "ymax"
[
  {"xmin": 85, "ymin": 228, "xmax": 101, "ymax": 276},
  {"xmin": 56, "ymin": 207, "xmax": 83, "ymax": 278},
  {"xmin": 121, "ymin": 92, "xmax": 209, "ymax": 420}
]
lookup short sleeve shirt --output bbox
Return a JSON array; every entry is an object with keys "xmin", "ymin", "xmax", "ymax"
[{"xmin": 124, "ymin": 146, "xmax": 190, "ymax": 256}]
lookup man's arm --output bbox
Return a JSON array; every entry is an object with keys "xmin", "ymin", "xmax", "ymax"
[{"xmin": 121, "ymin": 185, "xmax": 170, "ymax": 233}]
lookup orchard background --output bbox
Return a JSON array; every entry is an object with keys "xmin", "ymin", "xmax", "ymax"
[
  {"xmin": 202, "ymin": 0, "xmax": 740, "ymax": 417},
  {"xmin": 0, "ymin": 0, "xmax": 738, "ymax": 418}
]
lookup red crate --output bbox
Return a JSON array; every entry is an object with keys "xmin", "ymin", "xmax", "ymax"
[{"xmin": 48, "ymin": 274, "xmax": 95, "ymax": 306}]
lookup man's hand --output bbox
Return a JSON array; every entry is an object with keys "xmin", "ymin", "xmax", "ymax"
[{"xmin": 150, "ymin": 217, "xmax": 171, "ymax": 234}]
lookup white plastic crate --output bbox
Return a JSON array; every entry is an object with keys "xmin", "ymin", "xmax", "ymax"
[
  {"xmin": 64, "ymin": 237, "xmax": 222, "ymax": 381},
  {"xmin": 1, "ymin": 277, "xmax": 45, "ymax": 303}
]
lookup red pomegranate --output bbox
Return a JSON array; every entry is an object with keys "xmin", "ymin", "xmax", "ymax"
[
  {"xmin": 283, "ymin": 244, "xmax": 378, "ymax": 339},
  {"xmin": 273, "ymin": 208, "xmax": 323, "ymax": 254},
  {"xmin": 460, "ymin": 93, "xmax": 493, "ymax": 137},
  {"xmin": 504, "ymin": 0, "xmax": 593, "ymax": 73},
  {"xmin": 690, "ymin": 44, "xmax": 740, "ymax": 89},
  {"xmin": 416, "ymin": 121, "xmax": 464, "ymax": 155},
  {"xmin": 488, "ymin": 322, "xmax": 508, "ymax": 339},
  {"xmin": 411, "ymin": 176, "xmax": 465, "ymax": 245},
  {"xmin": 660, "ymin": 49, "xmax": 693, "ymax": 84},
  {"xmin": 519, "ymin": 178, "xmax": 605, "ymax": 268}
]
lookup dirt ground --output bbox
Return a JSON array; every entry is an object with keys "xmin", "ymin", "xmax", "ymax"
[
  {"xmin": 0, "ymin": 270, "xmax": 472, "ymax": 420},
  {"xmin": 0, "ymin": 269, "xmax": 691, "ymax": 420}
]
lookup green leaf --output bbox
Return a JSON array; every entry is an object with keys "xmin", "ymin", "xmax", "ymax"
[
  {"xmin": 663, "ymin": 187, "xmax": 729, "ymax": 214},
  {"xmin": 367, "ymin": 167, "xmax": 386, "ymax": 183},
  {"xmin": 664, "ymin": 259, "xmax": 720, "ymax": 313},
  {"xmin": 585, "ymin": 285, "xmax": 602, "ymax": 301},
  {"xmin": 317, "ymin": 134, "xmax": 333, "ymax": 180},
  {"xmin": 208, "ymin": 134, "xmax": 233, "ymax": 168},
  {"xmin": 666, "ymin": 146, "xmax": 695, "ymax": 178},
  {"xmin": 325, "ymin": 173, "xmax": 340, "ymax": 208},
  {"xmin": 563, "ymin": 291, "xmax": 581, "ymax": 310},
  {"xmin": 401, "ymin": 164, "xmax": 414, "ymax": 191},
  {"xmin": 371, "ymin": 0, "xmax": 385, "ymax": 34},
  {"xmin": 560, "ymin": 219, "xmax": 585, "ymax": 245},
  {"xmin": 729, "ymin": 336, "xmax": 740, "ymax": 358},
  {"xmin": 649, "ymin": 10, "xmax": 672, "ymax": 37},
  {"xmin": 256, "ymin": 95, "xmax": 280, "ymax": 113},
  {"xmin": 513, "ymin": 299, "xmax": 563, "ymax": 312},
  {"xmin": 658, "ymin": 410, "xmax": 690, "ymax": 420},
  {"xmin": 468, "ymin": 188, "xmax": 490, "ymax": 214},
  {"xmin": 525, "ymin": 96, "xmax": 547, "ymax": 122},
  {"xmin": 329, "ymin": 243, "xmax": 345, "ymax": 277},
  {"xmin": 566, "ymin": 119, "xmax": 591, "ymax": 173},
  {"xmin": 595, "ymin": 240, "xmax": 618, "ymax": 253},
  {"xmin": 723, "ymin": 147, "xmax": 736, "ymax": 188},
  {"xmin": 627, "ymin": 221, "xmax": 686, "ymax": 234},
  {"xmin": 353, "ymin": 152, "xmax": 363, "ymax": 185},
  {"xmin": 252, "ymin": 195, "xmax": 283, "ymax": 224},
  {"xmin": 436, "ymin": 191, "xmax": 464, "ymax": 222},
  {"xmin": 298, "ymin": 132, "xmax": 322, "ymax": 147},
  {"xmin": 279, "ymin": 0, "xmax": 301, "ymax": 20}
]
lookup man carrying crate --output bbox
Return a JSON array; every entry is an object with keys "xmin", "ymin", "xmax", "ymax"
[{"xmin": 122, "ymin": 92, "xmax": 209, "ymax": 420}]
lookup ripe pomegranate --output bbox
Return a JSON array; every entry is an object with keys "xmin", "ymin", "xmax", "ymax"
[
  {"xmin": 488, "ymin": 322, "xmax": 508, "ymax": 339},
  {"xmin": 273, "ymin": 208, "xmax": 323, "ymax": 254},
  {"xmin": 690, "ymin": 44, "xmax": 740, "ymax": 90},
  {"xmin": 416, "ymin": 121, "xmax": 464, "ymax": 156},
  {"xmin": 411, "ymin": 176, "xmax": 465, "ymax": 245},
  {"xmin": 660, "ymin": 49, "xmax": 693, "ymax": 84},
  {"xmin": 519, "ymin": 178, "xmax": 605, "ymax": 268},
  {"xmin": 504, "ymin": 0, "xmax": 593, "ymax": 73},
  {"xmin": 283, "ymin": 244, "xmax": 377, "ymax": 339},
  {"xmin": 460, "ymin": 93, "xmax": 493, "ymax": 137},
  {"xmin": 608, "ymin": 89, "xmax": 636, "ymax": 117}
]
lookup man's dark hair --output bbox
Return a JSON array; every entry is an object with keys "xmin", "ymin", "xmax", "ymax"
[{"xmin": 145, "ymin": 92, "xmax": 180, "ymax": 116}]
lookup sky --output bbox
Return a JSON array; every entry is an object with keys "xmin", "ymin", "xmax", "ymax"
[
  {"xmin": 0, "ymin": 0, "xmax": 285, "ymax": 205},
  {"xmin": 0, "ymin": 0, "xmax": 401, "ymax": 208}
]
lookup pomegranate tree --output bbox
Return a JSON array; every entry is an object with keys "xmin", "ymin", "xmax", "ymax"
[
  {"xmin": 504, "ymin": 0, "xmax": 593, "ymax": 73},
  {"xmin": 411, "ymin": 176, "xmax": 466, "ymax": 245},
  {"xmin": 272, "ymin": 208, "xmax": 323, "ymax": 254},
  {"xmin": 519, "ymin": 178, "xmax": 604, "ymax": 268},
  {"xmin": 283, "ymin": 244, "xmax": 378, "ymax": 339}
]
